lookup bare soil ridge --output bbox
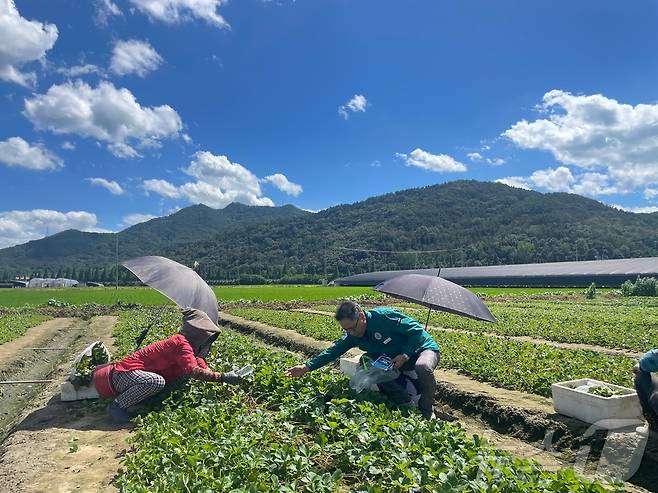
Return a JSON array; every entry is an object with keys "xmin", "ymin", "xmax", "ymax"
[{"xmin": 0, "ymin": 316, "xmax": 129, "ymax": 493}]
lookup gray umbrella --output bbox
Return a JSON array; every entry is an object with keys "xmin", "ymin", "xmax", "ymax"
[
  {"xmin": 374, "ymin": 273, "xmax": 496, "ymax": 323},
  {"xmin": 122, "ymin": 256, "xmax": 219, "ymax": 325}
]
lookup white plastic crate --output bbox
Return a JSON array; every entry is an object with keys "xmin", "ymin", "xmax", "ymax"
[
  {"xmin": 339, "ymin": 355, "xmax": 361, "ymax": 377},
  {"xmin": 551, "ymin": 378, "xmax": 643, "ymax": 430},
  {"xmin": 60, "ymin": 381, "xmax": 100, "ymax": 401}
]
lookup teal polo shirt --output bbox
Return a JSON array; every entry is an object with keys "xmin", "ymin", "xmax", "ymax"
[{"xmin": 306, "ymin": 307, "xmax": 440, "ymax": 371}]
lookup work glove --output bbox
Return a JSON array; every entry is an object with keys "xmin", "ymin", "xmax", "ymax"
[{"xmin": 221, "ymin": 370, "xmax": 243, "ymax": 385}]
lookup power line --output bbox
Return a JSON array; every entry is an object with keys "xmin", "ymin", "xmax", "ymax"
[{"xmin": 335, "ymin": 246, "xmax": 462, "ymax": 254}]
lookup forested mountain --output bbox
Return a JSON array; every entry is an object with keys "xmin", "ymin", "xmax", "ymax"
[
  {"xmin": 2, "ymin": 181, "xmax": 658, "ymax": 282},
  {"xmin": 0, "ymin": 203, "xmax": 309, "ymax": 280}
]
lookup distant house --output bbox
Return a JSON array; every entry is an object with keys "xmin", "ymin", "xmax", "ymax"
[{"xmin": 28, "ymin": 278, "xmax": 79, "ymax": 288}]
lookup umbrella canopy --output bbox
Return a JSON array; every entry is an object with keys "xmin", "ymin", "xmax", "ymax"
[
  {"xmin": 374, "ymin": 274, "xmax": 496, "ymax": 323},
  {"xmin": 122, "ymin": 256, "xmax": 219, "ymax": 325}
]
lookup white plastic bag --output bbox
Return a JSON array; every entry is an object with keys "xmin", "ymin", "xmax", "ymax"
[{"xmin": 349, "ymin": 356, "xmax": 400, "ymax": 393}]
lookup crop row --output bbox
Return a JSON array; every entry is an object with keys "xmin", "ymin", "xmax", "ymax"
[
  {"xmin": 0, "ymin": 311, "xmax": 51, "ymax": 345},
  {"xmin": 312, "ymin": 297, "xmax": 658, "ymax": 352},
  {"xmin": 0, "ymin": 285, "xmax": 380, "ymax": 308},
  {"xmin": 114, "ymin": 309, "xmax": 616, "ymax": 492},
  {"xmin": 225, "ymin": 308, "xmax": 636, "ymax": 396}
]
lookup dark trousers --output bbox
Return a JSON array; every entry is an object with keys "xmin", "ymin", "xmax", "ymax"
[
  {"xmin": 635, "ymin": 370, "xmax": 658, "ymax": 418},
  {"xmin": 377, "ymin": 349, "xmax": 440, "ymax": 418}
]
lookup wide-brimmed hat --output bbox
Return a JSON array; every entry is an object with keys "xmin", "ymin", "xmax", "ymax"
[{"xmin": 179, "ymin": 307, "xmax": 221, "ymax": 354}]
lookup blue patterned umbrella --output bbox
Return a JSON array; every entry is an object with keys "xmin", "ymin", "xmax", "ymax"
[{"xmin": 374, "ymin": 274, "xmax": 496, "ymax": 323}]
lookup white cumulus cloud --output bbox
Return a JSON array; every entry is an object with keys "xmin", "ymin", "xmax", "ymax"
[
  {"xmin": 0, "ymin": 0, "xmax": 58, "ymax": 87},
  {"xmin": 0, "ymin": 137, "xmax": 62, "ymax": 170},
  {"xmin": 56, "ymin": 63, "xmax": 104, "ymax": 78},
  {"xmin": 122, "ymin": 212, "xmax": 158, "ymax": 227},
  {"xmin": 338, "ymin": 94, "xmax": 368, "ymax": 119},
  {"xmin": 468, "ymin": 152, "xmax": 504, "ymax": 165},
  {"xmin": 396, "ymin": 148, "xmax": 467, "ymax": 173},
  {"xmin": 0, "ymin": 209, "xmax": 100, "ymax": 248},
  {"xmin": 528, "ymin": 166, "xmax": 575, "ymax": 192},
  {"xmin": 129, "ymin": 0, "xmax": 229, "ymax": 28},
  {"xmin": 143, "ymin": 178, "xmax": 181, "ymax": 198},
  {"xmin": 644, "ymin": 188, "xmax": 658, "ymax": 200},
  {"xmin": 504, "ymin": 90, "xmax": 658, "ymax": 192},
  {"xmin": 610, "ymin": 204, "xmax": 658, "ymax": 214},
  {"xmin": 86, "ymin": 177, "xmax": 125, "ymax": 195},
  {"xmin": 497, "ymin": 166, "xmax": 619, "ymax": 197},
  {"xmin": 495, "ymin": 177, "xmax": 531, "ymax": 190},
  {"xmin": 262, "ymin": 173, "xmax": 303, "ymax": 196},
  {"xmin": 110, "ymin": 39, "xmax": 163, "ymax": 77},
  {"xmin": 143, "ymin": 151, "xmax": 277, "ymax": 208},
  {"xmin": 24, "ymin": 80, "xmax": 183, "ymax": 158},
  {"xmin": 94, "ymin": 0, "xmax": 123, "ymax": 27}
]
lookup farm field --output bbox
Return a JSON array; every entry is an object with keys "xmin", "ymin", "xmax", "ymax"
[
  {"xmin": 312, "ymin": 297, "xmax": 658, "ymax": 352},
  {"xmin": 112, "ymin": 308, "xmax": 618, "ymax": 492},
  {"xmin": 0, "ymin": 285, "xmax": 608, "ymax": 308},
  {"xmin": 224, "ymin": 307, "xmax": 637, "ymax": 396},
  {"xmin": 0, "ymin": 289, "xmax": 654, "ymax": 491},
  {"xmin": 0, "ymin": 285, "xmax": 379, "ymax": 307},
  {"xmin": 0, "ymin": 312, "xmax": 51, "ymax": 345}
]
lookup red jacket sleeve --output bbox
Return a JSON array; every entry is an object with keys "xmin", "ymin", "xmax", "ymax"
[
  {"xmin": 176, "ymin": 336, "xmax": 201, "ymax": 375},
  {"xmin": 196, "ymin": 357, "xmax": 208, "ymax": 369}
]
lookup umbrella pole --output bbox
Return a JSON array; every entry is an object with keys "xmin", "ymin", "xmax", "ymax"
[{"xmin": 424, "ymin": 266, "xmax": 440, "ymax": 329}]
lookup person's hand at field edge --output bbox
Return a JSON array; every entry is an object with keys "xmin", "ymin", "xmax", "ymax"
[
  {"xmin": 392, "ymin": 353, "xmax": 409, "ymax": 369},
  {"xmin": 220, "ymin": 370, "xmax": 244, "ymax": 385},
  {"xmin": 285, "ymin": 364, "xmax": 309, "ymax": 377}
]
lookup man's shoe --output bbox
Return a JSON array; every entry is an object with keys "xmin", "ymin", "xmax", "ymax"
[
  {"xmin": 636, "ymin": 413, "xmax": 658, "ymax": 436},
  {"xmin": 636, "ymin": 423, "xmax": 650, "ymax": 436},
  {"xmin": 108, "ymin": 401, "xmax": 132, "ymax": 423}
]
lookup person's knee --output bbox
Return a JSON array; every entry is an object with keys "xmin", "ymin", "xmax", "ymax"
[
  {"xmin": 415, "ymin": 353, "xmax": 439, "ymax": 375},
  {"xmin": 146, "ymin": 374, "xmax": 166, "ymax": 391},
  {"xmin": 415, "ymin": 360, "xmax": 435, "ymax": 377}
]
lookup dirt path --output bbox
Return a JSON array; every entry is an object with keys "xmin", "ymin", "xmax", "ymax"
[
  {"xmin": 0, "ymin": 318, "xmax": 79, "ymax": 372},
  {"xmin": 0, "ymin": 318, "xmax": 86, "ymax": 438},
  {"xmin": 294, "ymin": 308, "xmax": 644, "ymax": 358},
  {"xmin": 0, "ymin": 316, "xmax": 130, "ymax": 493},
  {"xmin": 219, "ymin": 312, "xmax": 655, "ymax": 492}
]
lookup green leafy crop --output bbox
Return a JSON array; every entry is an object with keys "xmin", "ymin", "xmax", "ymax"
[
  {"xmin": 0, "ymin": 310, "xmax": 51, "ymax": 345},
  {"xmin": 115, "ymin": 309, "xmax": 618, "ymax": 492},
  {"xmin": 226, "ymin": 308, "xmax": 636, "ymax": 397}
]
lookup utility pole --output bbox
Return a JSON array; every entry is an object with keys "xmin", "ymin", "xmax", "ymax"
[
  {"xmin": 323, "ymin": 240, "xmax": 327, "ymax": 280},
  {"xmin": 115, "ymin": 234, "xmax": 119, "ymax": 290}
]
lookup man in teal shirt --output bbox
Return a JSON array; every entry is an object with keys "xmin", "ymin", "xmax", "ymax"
[{"xmin": 286, "ymin": 301, "xmax": 441, "ymax": 419}]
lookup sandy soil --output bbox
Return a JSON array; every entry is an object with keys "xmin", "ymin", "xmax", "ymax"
[
  {"xmin": 0, "ymin": 318, "xmax": 79, "ymax": 371},
  {"xmin": 0, "ymin": 316, "xmax": 130, "ymax": 493}
]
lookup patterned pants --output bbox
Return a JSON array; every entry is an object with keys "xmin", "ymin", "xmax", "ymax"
[{"xmin": 111, "ymin": 370, "xmax": 166, "ymax": 409}]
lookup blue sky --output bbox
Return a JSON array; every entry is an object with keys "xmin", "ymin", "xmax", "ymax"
[{"xmin": 2, "ymin": 0, "xmax": 658, "ymax": 248}]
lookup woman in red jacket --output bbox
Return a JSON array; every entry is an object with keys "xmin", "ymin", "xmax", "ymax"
[{"xmin": 94, "ymin": 307, "xmax": 242, "ymax": 422}]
